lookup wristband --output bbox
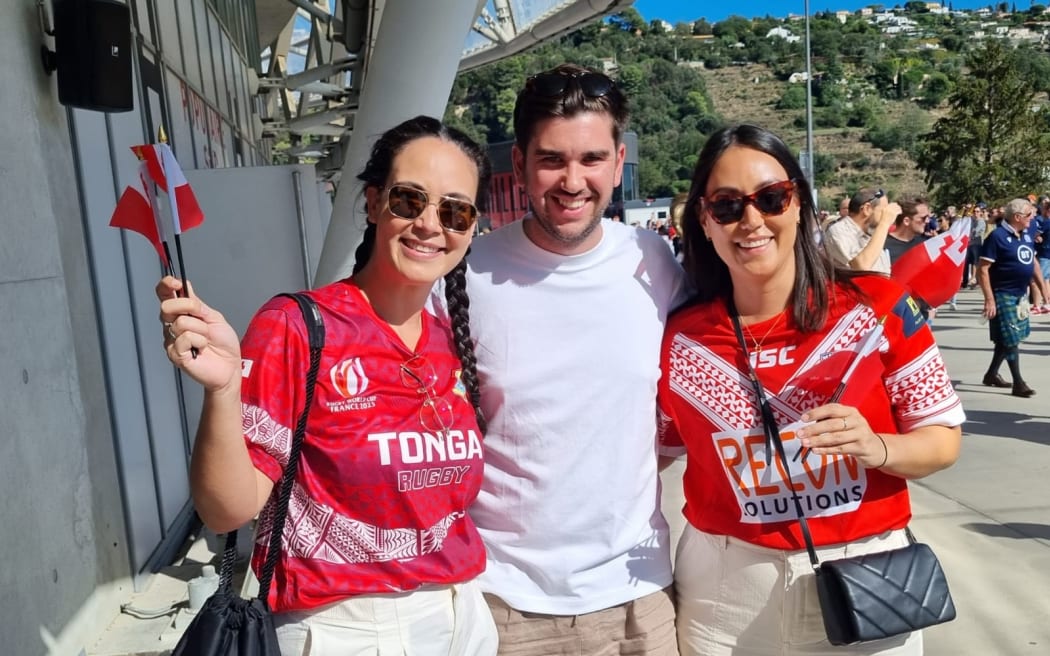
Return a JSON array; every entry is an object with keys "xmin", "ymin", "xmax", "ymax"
[{"xmin": 874, "ymin": 433, "xmax": 889, "ymax": 469}]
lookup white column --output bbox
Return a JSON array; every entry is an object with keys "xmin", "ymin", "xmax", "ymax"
[{"xmin": 313, "ymin": 0, "xmax": 485, "ymax": 286}]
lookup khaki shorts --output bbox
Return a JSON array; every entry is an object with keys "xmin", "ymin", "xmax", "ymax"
[{"xmin": 485, "ymin": 587, "xmax": 678, "ymax": 656}]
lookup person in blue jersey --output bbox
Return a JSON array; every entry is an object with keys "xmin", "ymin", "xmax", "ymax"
[{"xmin": 977, "ymin": 197, "xmax": 1039, "ymax": 397}]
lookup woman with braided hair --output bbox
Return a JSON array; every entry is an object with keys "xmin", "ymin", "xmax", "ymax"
[{"xmin": 156, "ymin": 115, "xmax": 497, "ymax": 654}]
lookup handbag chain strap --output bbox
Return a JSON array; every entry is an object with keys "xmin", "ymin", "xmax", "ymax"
[
  {"xmin": 728, "ymin": 302, "xmax": 823, "ymax": 572},
  {"xmin": 215, "ymin": 292, "xmax": 326, "ymax": 602}
]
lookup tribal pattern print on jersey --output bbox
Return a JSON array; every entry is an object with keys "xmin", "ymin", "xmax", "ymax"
[
  {"xmin": 240, "ymin": 281, "xmax": 486, "ymax": 613},
  {"xmin": 658, "ymin": 276, "xmax": 964, "ymax": 549}
]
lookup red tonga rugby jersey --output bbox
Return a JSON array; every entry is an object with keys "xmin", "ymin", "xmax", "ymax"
[
  {"xmin": 240, "ymin": 280, "xmax": 485, "ymax": 612},
  {"xmin": 658, "ymin": 275, "xmax": 963, "ymax": 550}
]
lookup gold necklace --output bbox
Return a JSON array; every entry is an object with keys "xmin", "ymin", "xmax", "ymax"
[{"xmin": 743, "ymin": 313, "xmax": 782, "ymax": 353}]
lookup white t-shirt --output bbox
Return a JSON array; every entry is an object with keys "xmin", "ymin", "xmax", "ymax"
[{"xmin": 462, "ymin": 218, "xmax": 689, "ymax": 614}]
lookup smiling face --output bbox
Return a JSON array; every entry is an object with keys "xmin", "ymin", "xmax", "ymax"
[
  {"xmin": 362, "ymin": 136, "xmax": 477, "ymax": 289},
  {"xmin": 512, "ymin": 112, "xmax": 625, "ymax": 255},
  {"xmin": 700, "ymin": 144, "xmax": 799, "ymax": 298}
]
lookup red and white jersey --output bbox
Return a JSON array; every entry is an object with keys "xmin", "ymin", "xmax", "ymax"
[
  {"xmin": 658, "ymin": 275, "xmax": 964, "ymax": 550},
  {"xmin": 240, "ymin": 280, "xmax": 485, "ymax": 612}
]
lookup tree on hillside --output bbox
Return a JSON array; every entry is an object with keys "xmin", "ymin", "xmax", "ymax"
[
  {"xmin": 917, "ymin": 40, "xmax": 1050, "ymax": 206},
  {"xmin": 610, "ymin": 8, "xmax": 646, "ymax": 33}
]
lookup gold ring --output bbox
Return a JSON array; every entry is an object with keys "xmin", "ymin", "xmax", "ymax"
[
  {"xmin": 164, "ymin": 322, "xmax": 176, "ymax": 341},
  {"xmin": 842, "ymin": 417, "xmax": 848, "ymax": 431}
]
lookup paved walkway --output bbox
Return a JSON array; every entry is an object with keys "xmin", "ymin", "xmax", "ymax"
[{"xmin": 659, "ymin": 287, "xmax": 1050, "ymax": 655}]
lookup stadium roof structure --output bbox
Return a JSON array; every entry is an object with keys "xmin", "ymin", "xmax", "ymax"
[{"xmin": 252, "ymin": 0, "xmax": 633, "ymax": 172}]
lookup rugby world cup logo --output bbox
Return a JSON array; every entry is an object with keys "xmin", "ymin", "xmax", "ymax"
[{"xmin": 330, "ymin": 357, "xmax": 369, "ymax": 398}]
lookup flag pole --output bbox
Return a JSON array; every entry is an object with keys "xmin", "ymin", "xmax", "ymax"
[
  {"xmin": 161, "ymin": 243, "xmax": 175, "ymax": 279},
  {"xmin": 158, "ymin": 126, "xmax": 198, "ymax": 358},
  {"xmin": 158, "ymin": 127, "xmax": 190, "ymax": 290}
]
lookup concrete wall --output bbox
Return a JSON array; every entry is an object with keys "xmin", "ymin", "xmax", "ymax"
[{"xmin": 0, "ymin": 2, "xmax": 131, "ymax": 655}]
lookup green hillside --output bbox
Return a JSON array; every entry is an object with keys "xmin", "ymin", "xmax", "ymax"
[{"xmin": 447, "ymin": 5, "xmax": 1050, "ymax": 210}]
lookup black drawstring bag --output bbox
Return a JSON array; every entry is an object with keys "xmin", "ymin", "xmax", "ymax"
[{"xmin": 171, "ymin": 293, "xmax": 325, "ymax": 656}]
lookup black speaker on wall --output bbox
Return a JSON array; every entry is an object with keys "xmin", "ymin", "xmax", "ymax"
[{"xmin": 51, "ymin": 0, "xmax": 133, "ymax": 112}]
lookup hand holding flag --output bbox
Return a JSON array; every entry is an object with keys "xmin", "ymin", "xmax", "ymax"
[{"xmin": 795, "ymin": 316, "xmax": 887, "ymax": 462}]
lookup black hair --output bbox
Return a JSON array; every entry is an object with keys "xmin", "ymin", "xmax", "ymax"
[
  {"xmin": 680, "ymin": 124, "xmax": 864, "ymax": 332},
  {"xmin": 848, "ymin": 187, "xmax": 881, "ymax": 215},
  {"xmin": 512, "ymin": 63, "xmax": 629, "ymax": 152},
  {"xmin": 351, "ymin": 115, "xmax": 491, "ymax": 431}
]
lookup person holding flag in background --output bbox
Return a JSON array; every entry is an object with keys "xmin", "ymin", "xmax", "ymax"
[
  {"xmin": 884, "ymin": 196, "xmax": 933, "ymax": 320},
  {"xmin": 658, "ymin": 124, "xmax": 964, "ymax": 655},
  {"xmin": 887, "ymin": 198, "xmax": 972, "ymax": 322}
]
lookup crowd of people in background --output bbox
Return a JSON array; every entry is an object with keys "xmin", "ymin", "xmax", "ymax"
[{"xmin": 611, "ymin": 182, "xmax": 1047, "ymax": 399}]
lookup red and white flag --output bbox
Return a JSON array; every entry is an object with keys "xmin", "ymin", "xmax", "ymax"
[
  {"xmin": 786, "ymin": 317, "xmax": 886, "ymax": 408},
  {"xmin": 891, "ymin": 218, "xmax": 970, "ymax": 308},
  {"xmin": 130, "ymin": 143, "xmax": 205, "ymax": 234},
  {"xmin": 109, "ymin": 162, "xmax": 169, "ymax": 265}
]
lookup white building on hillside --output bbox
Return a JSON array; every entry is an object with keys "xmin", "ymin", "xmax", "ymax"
[{"xmin": 766, "ymin": 26, "xmax": 801, "ymax": 42}]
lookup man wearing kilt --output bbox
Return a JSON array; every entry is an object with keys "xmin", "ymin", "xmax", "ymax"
[{"xmin": 977, "ymin": 197, "xmax": 1039, "ymax": 398}]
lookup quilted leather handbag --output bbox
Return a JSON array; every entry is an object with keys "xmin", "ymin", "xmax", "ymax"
[
  {"xmin": 814, "ymin": 531, "xmax": 955, "ymax": 645},
  {"xmin": 730, "ymin": 311, "xmax": 957, "ymax": 646},
  {"xmin": 171, "ymin": 292, "xmax": 325, "ymax": 656}
]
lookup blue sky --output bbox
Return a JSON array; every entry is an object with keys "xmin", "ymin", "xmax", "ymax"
[{"xmin": 632, "ymin": 0, "xmax": 997, "ymax": 24}]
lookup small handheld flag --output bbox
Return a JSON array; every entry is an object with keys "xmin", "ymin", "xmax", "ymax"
[
  {"xmin": 111, "ymin": 127, "xmax": 206, "ymax": 357},
  {"xmin": 795, "ymin": 316, "xmax": 887, "ymax": 462}
]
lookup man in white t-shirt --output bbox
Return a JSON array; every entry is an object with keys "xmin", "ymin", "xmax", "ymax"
[{"xmin": 465, "ymin": 63, "xmax": 688, "ymax": 655}]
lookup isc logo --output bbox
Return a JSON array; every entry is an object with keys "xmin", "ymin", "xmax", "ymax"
[{"xmin": 750, "ymin": 346, "xmax": 796, "ymax": 369}]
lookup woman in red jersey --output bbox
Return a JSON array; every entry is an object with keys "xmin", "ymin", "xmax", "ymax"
[
  {"xmin": 658, "ymin": 124, "xmax": 964, "ymax": 656},
  {"xmin": 158, "ymin": 116, "xmax": 496, "ymax": 655}
]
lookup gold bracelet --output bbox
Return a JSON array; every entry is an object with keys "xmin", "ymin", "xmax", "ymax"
[{"xmin": 874, "ymin": 433, "xmax": 889, "ymax": 469}]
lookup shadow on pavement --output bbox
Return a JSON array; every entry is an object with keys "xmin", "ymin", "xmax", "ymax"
[
  {"xmin": 961, "ymin": 409, "xmax": 1050, "ymax": 446},
  {"xmin": 962, "ymin": 521, "xmax": 1050, "ymax": 540}
]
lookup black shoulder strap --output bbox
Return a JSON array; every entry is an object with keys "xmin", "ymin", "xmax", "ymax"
[{"xmin": 215, "ymin": 293, "xmax": 325, "ymax": 603}]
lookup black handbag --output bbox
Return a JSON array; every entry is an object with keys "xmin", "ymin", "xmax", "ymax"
[
  {"xmin": 730, "ymin": 310, "xmax": 956, "ymax": 647},
  {"xmin": 814, "ymin": 533, "xmax": 955, "ymax": 645},
  {"xmin": 171, "ymin": 292, "xmax": 325, "ymax": 656}
]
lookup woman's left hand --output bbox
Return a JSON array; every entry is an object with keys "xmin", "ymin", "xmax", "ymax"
[{"xmin": 797, "ymin": 403, "xmax": 888, "ymax": 470}]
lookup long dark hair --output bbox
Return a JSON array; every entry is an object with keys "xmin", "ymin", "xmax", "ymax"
[
  {"xmin": 351, "ymin": 115, "xmax": 491, "ymax": 431},
  {"xmin": 681, "ymin": 124, "xmax": 863, "ymax": 331}
]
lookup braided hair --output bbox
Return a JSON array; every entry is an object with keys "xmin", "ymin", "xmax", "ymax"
[{"xmin": 353, "ymin": 115, "xmax": 491, "ymax": 431}]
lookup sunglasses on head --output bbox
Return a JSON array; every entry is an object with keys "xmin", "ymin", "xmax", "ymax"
[
  {"xmin": 702, "ymin": 179, "xmax": 798, "ymax": 225},
  {"xmin": 525, "ymin": 71, "xmax": 615, "ymax": 99},
  {"xmin": 385, "ymin": 184, "xmax": 478, "ymax": 233}
]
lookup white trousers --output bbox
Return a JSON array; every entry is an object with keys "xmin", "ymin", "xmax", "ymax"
[
  {"xmin": 674, "ymin": 526, "xmax": 923, "ymax": 656},
  {"xmin": 274, "ymin": 580, "xmax": 498, "ymax": 655}
]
